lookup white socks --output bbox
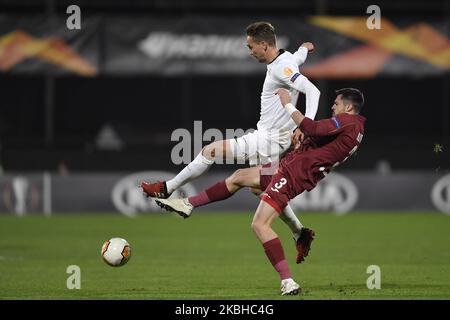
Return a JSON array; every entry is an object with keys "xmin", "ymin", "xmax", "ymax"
[
  {"xmin": 279, "ymin": 204, "xmax": 304, "ymax": 241},
  {"xmin": 166, "ymin": 153, "xmax": 214, "ymax": 194}
]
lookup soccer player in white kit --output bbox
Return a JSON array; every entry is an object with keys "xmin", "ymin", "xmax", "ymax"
[{"xmin": 141, "ymin": 22, "xmax": 320, "ymax": 288}]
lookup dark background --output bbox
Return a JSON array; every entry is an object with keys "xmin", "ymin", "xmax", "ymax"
[{"xmin": 0, "ymin": 0, "xmax": 449, "ymax": 172}]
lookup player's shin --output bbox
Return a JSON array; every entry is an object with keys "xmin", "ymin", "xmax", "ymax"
[
  {"xmin": 187, "ymin": 180, "xmax": 233, "ymax": 208},
  {"xmin": 279, "ymin": 204, "xmax": 304, "ymax": 241},
  {"xmin": 253, "ymin": 201, "xmax": 292, "ymax": 280},
  {"xmin": 166, "ymin": 152, "xmax": 214, "ymax": 194},
  {"xmin": 262, "ymin": 237, "xmax": 292, "ymax": 280}
]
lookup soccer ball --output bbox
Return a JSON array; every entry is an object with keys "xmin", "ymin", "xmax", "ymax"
[{"xmin": 101, "ymin": 237, "xmax": 131, "ymax": 267}]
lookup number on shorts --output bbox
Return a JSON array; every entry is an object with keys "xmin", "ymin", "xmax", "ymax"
[{"xmin": 270, "ymin": 178, "xmax": 287, "ymax": 193}]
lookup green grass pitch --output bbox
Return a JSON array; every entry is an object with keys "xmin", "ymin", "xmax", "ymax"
[{"xmin": 1, "ymin": 212, "xmax": 450, "ymax": 299}]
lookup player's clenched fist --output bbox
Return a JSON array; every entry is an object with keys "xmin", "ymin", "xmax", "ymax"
[{"xmin": 301, "ymin": 42, "xmax": 315, "ymax": 53}]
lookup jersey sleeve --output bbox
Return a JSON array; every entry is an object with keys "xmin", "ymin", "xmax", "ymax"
[
  {"xmin": 272, "ymin": 62, "xmax": 301, "ymax": 85},
  {"xmin": 292, "ymin": 46, "xmax": 308, "ymax": 66},
  {"xmin": 299, "ymin": 114, "xmax": 348, "ymax": 137},
  {"xmin": 272, "ymin": 63, "xmax": 320, "ymax": 120}
]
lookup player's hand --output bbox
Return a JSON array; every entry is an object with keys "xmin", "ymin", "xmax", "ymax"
[
  {"xmin": 301, "ymin": 42, "xmax": 315, "ymax": 53},
  {"xmin": 292, "ymin": 128, "xmax": 304, "ymax": 150},
  {"xmin": 276, "ymin": 88, "xmax": 291, "ymax": 106}
]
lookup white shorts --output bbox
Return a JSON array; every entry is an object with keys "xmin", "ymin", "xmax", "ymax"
[{"xmin": 229, "ymin": 130, "xmax": 292, "ymax": 166}]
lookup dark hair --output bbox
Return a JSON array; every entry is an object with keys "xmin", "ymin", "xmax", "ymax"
[
  {"xmin": 335, "ymin": 88, "xmax": 364, "ymax": 113},
  {"xmin": 246, "ymin": 21, "xmax": 276, "ymax": 47}
]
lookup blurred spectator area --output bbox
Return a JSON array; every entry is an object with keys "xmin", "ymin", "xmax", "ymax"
[{"xmin": 0, "ymin": 0, "xmax": 449, "ymax": 172}]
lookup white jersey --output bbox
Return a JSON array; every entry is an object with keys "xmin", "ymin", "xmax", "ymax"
[
  {"xmin": 257, "ymin": 49, "xmax": 320, "ymax": 137},
  {"xmin": 230, "ymin": 47, "xmax": 321, "ymax": 166}
]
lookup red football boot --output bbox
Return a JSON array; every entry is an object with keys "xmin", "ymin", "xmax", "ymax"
[
  {"xmin": 140, "ymin": 181, "xmax": 171, "ymax": 199},
  {"xmin": 295, "ymin": 228, "xmax": 315, "ymax": 264}
]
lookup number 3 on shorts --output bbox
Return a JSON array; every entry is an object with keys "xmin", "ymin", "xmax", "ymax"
[{"xmin": 271, "ymin": 178, "xmax": 287, "ymax": 193}]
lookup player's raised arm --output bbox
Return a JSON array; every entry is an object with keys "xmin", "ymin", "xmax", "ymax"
[
  {"xmin": 293, "ymin": 42, "xmax": 315, "ymax": 66},
  {"xmin": 278, "ymin": 88, "xmax": 364, "ymax": 138}
]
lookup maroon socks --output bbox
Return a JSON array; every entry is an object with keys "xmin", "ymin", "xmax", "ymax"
[
  {"xmin": 188, "ymin": 180, "xmax": 232, "ymax": 208},
  {"xmin": 262, "ymin": 237, "xmax": 291, "ymax": 280}
]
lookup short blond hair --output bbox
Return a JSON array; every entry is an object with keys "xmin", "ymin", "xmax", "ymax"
[{"xmin": 246, "ymin": 21, "xmax": 276, "ymax": 47}]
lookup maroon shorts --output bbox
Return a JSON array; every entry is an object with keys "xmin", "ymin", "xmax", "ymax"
[
  {"xmin": 259, "ymin": 151, "xmax": 323, "ymax": 214},
  {"xmin": 259, "ymin": 161, "xmax": 277, "ymax": 191}
]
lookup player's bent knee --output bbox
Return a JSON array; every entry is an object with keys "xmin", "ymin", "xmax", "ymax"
[
  {"xmin": 250, "ymin": 187, "xmax": 262, "ymax": 196},
  {"xmin": 250, "ymin": 221, "xmax": 259, "ymax": 234},
  {"xmin": 201, "ymin": 146, "xmax": 211, "ymax": 159},
  {"xmin": 229, "ymin": 169, "xmax": 244, "ymax": 186},
  {"xmin": 202, "ymin": 141, "xmax": 226, "ymax": 161},
  {"xmin": 251, "ymin": 220, "xmax": 266, "ymax": 235},
  {"xmin": 202, "ymin": 144, "xmax": 217, "ymax": 160}
]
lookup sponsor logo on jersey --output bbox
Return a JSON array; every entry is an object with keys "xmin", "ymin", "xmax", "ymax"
[
  {"xmin": 331, "ymin": 117, "xmax": 341, "ymax": 128},
  {"xmin": 283, "ymin": 67, "xmax": 294, "ymax": 77},
  {"xmin": 290, "ymin": 72, "xmax": 301, "ymax": 82}
]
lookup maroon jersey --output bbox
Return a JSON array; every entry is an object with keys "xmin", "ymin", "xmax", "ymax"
[
  {"xmin": 261, "ymin": 113, "xmax": 366, "ymax": 213},
  {"xmin": 298, "ymin": 113, "xmax": 366, "ymax": 175}
]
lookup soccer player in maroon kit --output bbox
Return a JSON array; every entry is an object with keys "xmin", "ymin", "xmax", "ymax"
[{"xmin": 156, "ymin": 87, "xmax": 366, "ymax": 295}]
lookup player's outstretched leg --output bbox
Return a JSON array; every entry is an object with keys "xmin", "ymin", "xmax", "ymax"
[
  {"xmin": 156, "ymin": 198, "xmax": 193, "ymax": 218},
  {"xmin": 141, "ymin": 140, "xmax": 233, "ymax": 198},
  {"xmin": 155, "ymin": 166, "xmax": 261, "ymax": 218},
  {"xmin": 252, "ymin": 199, "xmax": 301, "ymax": 295},
  {"xmin": 141, "ymin": 180, "xmax": 171, "ymax": 199}
]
